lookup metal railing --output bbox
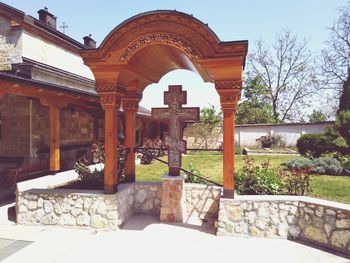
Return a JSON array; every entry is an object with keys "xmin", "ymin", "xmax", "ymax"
[{"xmin": 136, "ymin": 147, "xmax": 222, "ymax": 187}]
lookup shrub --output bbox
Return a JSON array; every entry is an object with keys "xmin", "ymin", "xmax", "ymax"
[
  {"xmin": 286, "ymin": 157, "xmax": 343, "ymax": 175},
  {"xmin": 279, "ymin": 169, "xmax": 312, "ymax": 196},
  {"xmin": 235, "ymin": 157, "xmax": 284, "ymax": 195},
  {"xmin": 259, "ymin": 135, "xmax": 282, "ymax": 148},
  {"xmin": 184, "ymin": 163, "xmax": 208, "ymax": 184},
  {"xmin": 234, "ymin": 142, "xmax": 243, "ymax": 155},
  {"xmin": 311, "ymin": 157, "xmax": 343, "ymax": 175},
  {"xmin": 285, "ymin": 158, "xmax": 313, "ymax": 171},
  {"xmin": 74, "ymin": 142, "xmax": 127, "ymax": 185},
  {"xmin": 296, "ymin": 134, "xmax": 338, "ymax": 157},
  {"xmin": 139, "ymin": 137, "xmax": 166, "ymax": 164}
]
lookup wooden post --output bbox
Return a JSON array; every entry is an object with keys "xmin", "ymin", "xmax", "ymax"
[
  {"xmin": 122, "ymin": 92, "xmax": 141, "ymax": 183},
  {"xmin": 40, "ymin": 98, "xmax": 67, "ymax": 173},
  {"xmin": 100, "ymin": 92, "xmax": 122, "ymax": 194},
  {"xmin": 49, "ymin": 104, "xmax": 60, "ymax": 172},
  {"xmin": 216, "ymin": 81, "xmax": 241, "ymax": 198},
  {"xmin": 222, "ymin": 108, "xmax": 235, "ymax": 197},
  {"xmin": 93, "ymin": 115, "xmax": 99, "ymax": 141}
]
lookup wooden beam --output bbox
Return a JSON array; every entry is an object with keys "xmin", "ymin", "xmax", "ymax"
[{"xmin": 0, "ymin": 82, "xmax": 100, "ymax": 109}]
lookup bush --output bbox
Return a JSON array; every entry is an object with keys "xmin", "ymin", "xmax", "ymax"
[
  {"xmin": 235, "ymin": 157, "xmax": 284, "ymax": 195},
  {"xmin": 234, "ymin": 142, "xmax": 243, "ymax": 155},
  {"xmin": 184, "ymin": 163, "xmax": 208, "ymax": 184},
  {"xmin": 139, "ymin": 137, "xmax": 166, "ymax": 164},
  {"xmin": 296, "ymin": 134, "xmax": 339, "ymax": 158},
  {"xmin": 311, "ymin": 157, "xmax": 343, "ymax": 175},
  {"xmin": 259, "ymin": 135, "xmax": 282, "ymax": 148},
  {"xmin": 285, "ymin": 158, "xmax": 313, "ymax": 171},
  {"xmin": 286, "ymin": 157, "xmax": 344, "ymax": 175},
  {"xmin": 74, "ymin": 142, "xmax": 127, "ymax": 185},
  {"xmin": 279, "ymin": 169, "xmax": 312, "ymax": 196}
]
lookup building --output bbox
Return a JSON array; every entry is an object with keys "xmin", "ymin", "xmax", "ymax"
[{"xmin": 0, "ymin": 3, "xmax": 156, "ymax": 179}]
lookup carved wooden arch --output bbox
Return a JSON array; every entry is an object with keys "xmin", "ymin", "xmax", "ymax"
[{"xmin": 81, "ymin": 10, "xmax": 248, "ymax": 91}]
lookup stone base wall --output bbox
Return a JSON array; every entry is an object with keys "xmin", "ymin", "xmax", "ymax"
[
  {"xmin": 16, "ymin": 182, "xmax": 164, "ymax": 230},
  {"xmin": 17, "ymin": 186, "xmax": 134, "ymax": 230},
  {"xmin": 133, "ymin": 182, "xmax": 162, "ymax": 215},
  {"xmin": 184, "ymin": 184, "xmax": 221, "ymax": 224},
  {"xmin": 16, "ymin": 182, "xmax": 221, "ymax": 229},
  {"xmin": 217, "ymin": 196, "xmax": 350, "ymax": 255}
]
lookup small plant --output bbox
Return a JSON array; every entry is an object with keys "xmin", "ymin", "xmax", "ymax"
[
  {"xmin": 73, "ymin": 142, "xmax": 127, "ymax": 186},
  {"xmin": 234, "ymin": 142, "xmax": 243, "ymax": 155},
  {"xmin": 139, "ymin": 137, "xmax": 166, "ymax": 164},
  {"xmin": 285, "ymin": 158, "xmax": 313, "ymax": 171},
  {"xmin": 235, "ymin": 157, "xmax": 284, "ymax": 195},
  {"xmin": 184, "ymin": 163, "xmax": 208, "ymax": 184},
  {"xmin": 286, "ymin": 157, "xmax": 343, "ymax": 175},
  {"xmin": 311, "ymin": 157, "xmax": 343, "ymax": 175},
  {"xmin": 279, "ymin": 169, "xmax": 312, "ymax": 195},
  {"xmin": 258, "ymin": 135, "xmax": 282, "ymax": 148}
]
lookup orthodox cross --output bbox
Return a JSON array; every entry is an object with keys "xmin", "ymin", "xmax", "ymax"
[
  {"xmin": 59, "ymin": 22, "xmax": 68, "ymax": 34},
  {"xmin": 152, "ymin": 85, "xmax": 199, "ymax": 176}
]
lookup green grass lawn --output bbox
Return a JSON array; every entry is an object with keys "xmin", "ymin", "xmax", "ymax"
[{"xmin": 136, "ymin": 154, "xmax": 350, "ymax": 204}]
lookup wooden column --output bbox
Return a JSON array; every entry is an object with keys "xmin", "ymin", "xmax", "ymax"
[
  {"xmin": 122, "ymin": 93, "xmax": 142, "ymax": 183},
  {"xmin": 40, "ymin": 99, "xmax": 67, "ymax": 173},
  {"xmin": 49, "ymin": 104, "xmax": 60, "ymax": 172},
  {"xmin": 215, "ymin": 81, "xmax": 241, "ymax": 198},
  {"xmin": 93, "ymin": 115, "xmax": 99, "ymax": 141},
  {"xmin": 100, "ymin": 92, "xmax": 122, "ymax": 194}
]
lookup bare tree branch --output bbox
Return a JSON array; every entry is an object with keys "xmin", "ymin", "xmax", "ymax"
[{"xmin": 248, "ymin": 30, "xmax": 317, "ymax": 122}]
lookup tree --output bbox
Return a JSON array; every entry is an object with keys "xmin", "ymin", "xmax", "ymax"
[
  {"xmin": 199, "ymin": 105, "xmax": 222, "ymax": 123},
  {"xmin": 320, "ymin": 3, "xmax": 350, "ymax": 152},
  {"xmin": 308, "ymin": 110, "xmax": 327, "ymax": 122},
  {"xmin": 236, "ymin": 77, "xmax": 275, "ymax": 124},
  {"xmin": 248, "ymin": 30, "xmax": 317, "ymax": 122},
  {"xmin": 320, "ymin": 3, "xmax": 350, "ymax": 97},
  {"xmin": 184, "ymin": 106, "xmax": 222, "ymax": 149}
]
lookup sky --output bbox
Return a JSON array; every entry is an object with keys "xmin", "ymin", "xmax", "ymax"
[{"xmin": 2, "ymin": 0, "xmax": 348, "ymax": 111}]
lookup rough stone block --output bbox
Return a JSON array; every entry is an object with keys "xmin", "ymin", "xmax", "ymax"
[
  {"xmin": 304, "ymin": 226, "xmax": 328, "ymax": 244},
  {"xmin": 330, "ymin": 230, "xmax": 350, "ymax": 250},
  {"xmin": 91, "ymin": 215, "xmax": 108, "ymax": 229}
]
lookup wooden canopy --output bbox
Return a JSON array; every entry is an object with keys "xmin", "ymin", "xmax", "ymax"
[{"xmin": 80, "ymin": 10, "xmax": 248, "ymax": 197}]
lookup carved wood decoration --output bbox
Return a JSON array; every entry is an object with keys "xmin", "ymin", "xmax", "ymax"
[
  {"xmin": 215, "ymin": 80, "xmax": 242, "ymax": 111},
  {"xmin": 122, "ymin": 92, "xmax": 142, "ymax": 112},
  {"xmin": 119, "ymin": 32, "xmax": 202, "ymax": 62},
  {"xmin": 100, "ymin": 92, "xmax": 122, "ymax": 110},
  {"xmin": 80, "ymin": 11, "xmax": 248, "ymax": 90},
  {"xmin": 152, "ymin": 85, "xmax": 199, "ymax": 176}
]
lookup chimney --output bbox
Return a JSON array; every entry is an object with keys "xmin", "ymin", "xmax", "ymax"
[
  {"xmin": 83, "ymin": 34, "xmax": 96, "ymax": 49},
  {"xmin": 37, "ymin": 7, "xmax": 57, "ymax": 29}
]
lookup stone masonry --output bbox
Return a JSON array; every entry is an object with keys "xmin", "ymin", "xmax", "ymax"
[
  {"xmin": 160, "ymin": 176, "xmax": 186, "ymax": 222},
  {"xmin": 217, "ymin": 196, "xmax": 350, "ymax": 255}
]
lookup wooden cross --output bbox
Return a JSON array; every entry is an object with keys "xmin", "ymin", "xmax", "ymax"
[
  {"xmin": 59, "ymin": 22, "xmax": 68, "ymax": 34},
  {"xmin": 152, "ymin": 85, "xmax": 199, "ymax": 176}
]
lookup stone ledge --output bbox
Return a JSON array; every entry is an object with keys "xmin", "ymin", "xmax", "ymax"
[
  {"xmin": 161, "ymin": 175, "xmax": 185, "ymax": 180},
  {"xmin": 221, "ymin": 195, "xmax": 350, "ymax": 212}
]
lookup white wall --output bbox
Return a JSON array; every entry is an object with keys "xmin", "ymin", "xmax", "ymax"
[
  {"xmin": 22, "ymin": 31, "xmax": 94, "ymax": 80},
  {"xmin": 235, "ymin": 122, "xmax": 332, "ymax": 147}
]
